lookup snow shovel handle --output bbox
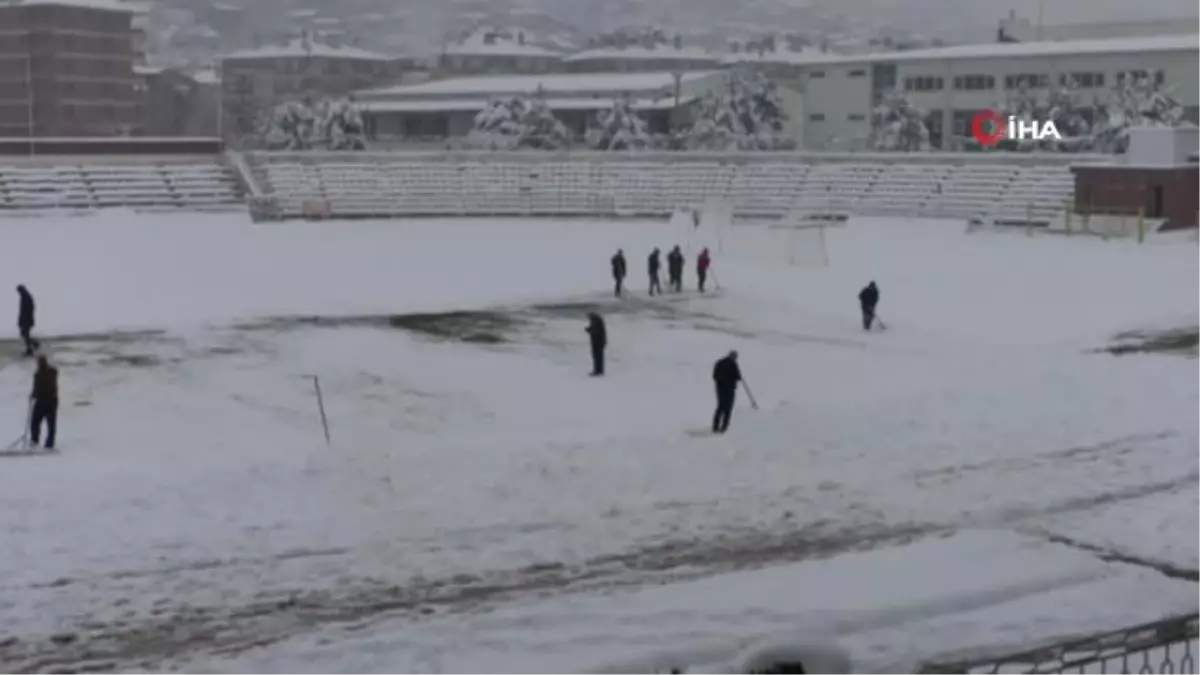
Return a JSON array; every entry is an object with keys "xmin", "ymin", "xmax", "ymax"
[{"xmin": 741, "ymin": 379, "xmax": 759, "ymax": 409}]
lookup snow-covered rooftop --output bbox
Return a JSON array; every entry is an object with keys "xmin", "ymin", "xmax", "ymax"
[
  {"xmin": 442, "ymin": 27, "xmax": 564, "ymax": 58},
  {"xmin": 769, "ymin": 33, "xmax": 1200, "ymax": 66},
  {"xmin": 722, "ymin": 48, "xmax": 829, "ymax": 66},
  {"xmin": 564, "ymin": 45, "xmax": 721, "ymax": 63},
  {"xmin": 359, "ymin": 96, "xmax": 689, "ymax": 114},
  {"xmin": 224, "ymin": 37, "xmax": 392, "ymax": 62},
  {"xmin": 3, "ymin": 0, "xmax": 139, "ymax": 12},
  {"xmin": 191, "ymin": 69, "xmax": 219, "ymax": 85},
  {"xmin": 358, "ymin": 70, "xmax": 723, "ymax": 99}
]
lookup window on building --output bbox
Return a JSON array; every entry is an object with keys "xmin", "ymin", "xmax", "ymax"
[
  {"xmin": 952, "ymin": 75, "xmax": 995, "ymax": 90},
  {"xmin": 904, "ymin": 76, "xmax": 944, "ymax": 92},
  {"xmin": 808, "ymin": 70, "xmax": 825, "ymax": 79},
  {"xmin": 1004, "ymin": 73, "xmax": 1047, "ymax": 89},
  {"xmin": 808, "ymin": 113, "xmax": 825, "ymax": 121},
  {"xmin": 847, "ymin": 113, "xmax": 865, "ymax": 121},
  {"xmin": 847, "ymin": 69, "xmax": 866, "ymax": 77},
  {"xmin": 1061, "ymin": 72, "xmax": 1105, "ymax": 88}
]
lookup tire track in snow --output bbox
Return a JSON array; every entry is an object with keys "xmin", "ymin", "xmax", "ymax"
[{"xmin": 3, "ymin": 446, "xmax": 1193, "ymax": 673}]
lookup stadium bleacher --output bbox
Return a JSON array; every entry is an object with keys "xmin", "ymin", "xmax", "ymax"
[
  {"xmin": 246, "ymin": 152, "xmax": 1095, "ymax": 227},
  {"xmin": 0, "ymin": 160, "xmax": 243, "ymax": 213}
]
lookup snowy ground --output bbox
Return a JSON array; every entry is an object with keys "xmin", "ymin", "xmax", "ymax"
[{"xmin": 0, "ymin": 212, "xmax": 1195, "ymax": 672}]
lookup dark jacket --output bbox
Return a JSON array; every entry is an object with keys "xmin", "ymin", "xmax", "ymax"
[
  {"xmin": 31, "ymin": 362, "xmax": 58, "ymax": 403},
  {"xmin": 648, "ymin": 251, "xmax": 661, "ymax": 274},
  {"xmin": 586, "ymin": 313, "xmax": 607, "ymax": 348},
  {"xmin": 858, "ymin": 283, "xmax": 879, "ymax": 311},
  {"xmin": 668, "ymin": 249, "xmax": 684, "ymax": 274},
  {"xmin": 713, "ymin": 355, "xmax": 742, "ymax": 392},
  {"xmin": 611, "ymin": 253, "xmax": 626, "ymax": 279},
  {"xmin": 17, "ymin": 286, "xmax": 34, "ymax": 328}
]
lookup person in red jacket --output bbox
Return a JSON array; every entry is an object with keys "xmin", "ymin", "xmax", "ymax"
[{"xmin": 697, "ymin": 248, "xmax": 712, "ymax": 293}]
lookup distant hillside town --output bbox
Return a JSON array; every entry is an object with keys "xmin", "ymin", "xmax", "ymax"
[{"xmin": 0, "ymin": 0, "xmax": 1196, "ymax": 152}]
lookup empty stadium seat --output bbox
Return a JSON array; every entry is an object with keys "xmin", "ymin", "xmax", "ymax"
[
  {"xmin": 239, "ymin": 152, "xmax": 1085, "ymax": 226},
  {"xmin": 0, "ymin": 161, "xmax": 243, "ymax": 213}
]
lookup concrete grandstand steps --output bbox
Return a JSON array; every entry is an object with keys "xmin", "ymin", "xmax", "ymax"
[
  {"xmin": 727, "ymin": 162, "xmax": 810, "ymax": 219},
  {"xmin": 242, "ymin": 153, "xmax": 1089, "ymax": 226},
  {"xmin": 0, "ymin": 161, "xmax": 243, "ymax": 213},
  {"xmin": 977, "ymin": 164, "xmax": 1076, "ymax": 226},
  {"xmin": 858, "ymin": 163, "xmax": 952, "ymax": 216}
]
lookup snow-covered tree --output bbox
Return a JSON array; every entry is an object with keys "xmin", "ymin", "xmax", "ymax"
[
  {"xmin": 868, "ymin": 89, "xmax": 930, "ymax": 151},
  {"xmin": 1092, "ymin": 75, "xmax": 1188, "ymax": 154},
  {"xmin": 464, "ymin": 93, "xmax": 570, "ymax": 150},
  {"xmin": 261, "ymin": 100, "xmax": 318, "ymax": 150},
  {"xmin": 319, "ymin": 98, "xmax": 367, "ymax": 150},
  {"xmin": 587, "ymin": 97, "xmax": 652, "ymax": 150},
  {"xmin": 259, "ymin": 98, "xmax": 367, "ymax": 151},
  {"xmin": 680, "ymin": 71, "xmax": 797, "ymax": 151},
  {"xmin": 998, "ymin": 82, "xmax": 1091, "ymax": 151}
]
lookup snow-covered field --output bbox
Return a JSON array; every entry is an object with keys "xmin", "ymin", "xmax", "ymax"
[{"xmin": 0, "ymin": 212, "xmax": 1195, "ymax": 672}]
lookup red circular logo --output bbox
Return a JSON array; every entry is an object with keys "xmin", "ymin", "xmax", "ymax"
[{"xmin": 971, "ymin": 110, "xmax": 1006, "ymax": 147}]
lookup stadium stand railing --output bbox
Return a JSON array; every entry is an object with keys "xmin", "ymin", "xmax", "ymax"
[
  {"xmin": 245, "ymin": 150, "xmax": 1112, "ymax": 226},
  {"xmin": 0, "ymin": 156, "xmax": 244, "ymax": 215},
  {"xmin": 920, "ymin": 613, "xmax": 1198, "ymax": 674}
]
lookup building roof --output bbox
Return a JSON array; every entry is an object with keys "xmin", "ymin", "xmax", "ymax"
[
  {"xmin": 360, "ymin": 96, "xmax": 690, "ymax": 114},
  {"xmin": 224, "ymin": 37, "xmax": 392, "ymax": 62},
  {"xmin": 442, "ymin": 28, "xmax": 564, "ymax": 58},
  {"xmin": 1, "ymin": 0, "xmax": 139, "ymax": 12},
  {"xmin": 564, "ymin": 45, "xmax": 721, "ymax": 63},
  {"xmin": 358, "ymin": 70, "xmax": 722, "ymax": 99},
  {"xmin": 721, "ymin": 48, "xmax": 829, "ymax": 66},
  {"xmin": 756, "ymin": 33, "xmax": 1199, "ymax": 66}
]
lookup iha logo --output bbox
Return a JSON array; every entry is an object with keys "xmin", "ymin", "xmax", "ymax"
[{"xmin": 971, "ymin": 110, "xmax": 1062, "ymax": 147}]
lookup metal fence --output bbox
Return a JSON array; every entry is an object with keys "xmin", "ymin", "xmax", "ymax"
[{"xmin": 921, "ymin": 614, "xmax": 1198, "ymax": 674}]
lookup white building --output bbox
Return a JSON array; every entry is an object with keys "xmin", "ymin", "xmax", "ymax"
[
  {"xmin": 739, "ymin": 34, "xmax": 1199, "ymax": 150},
  {"xmin": 355, "ymin": 70, "xmax": 732, "ymax": 144},
  {"xmin": 998, "ymin": 11, "xmax": 1200, "ymax": 42}
]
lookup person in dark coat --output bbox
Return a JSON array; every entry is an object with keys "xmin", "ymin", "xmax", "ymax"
[
  {"xmin": 610, "ymin": 249, "xmax": 627, "ymax": 297},
  {"xmin": 712, "ymin": 350, "xmax": 742, "ymax": 434},
  {"xmin": 585, "ymin": 312, "xmax": 607, "ymax": 376},
  {"xmin": 647, "ymin": 248, "xmax": 663, "ymax": 296},
  {"xmin": 667, "ymin": 246, "xmax": 684, "ymax": 292},
  {"xmin": 858, "ymin": 281, "xmax": 880, "ymax": 331},
  {"xmin": 697, "ymin": 248, "xmax": 711, "ymax": 293},
  {"xmin": 29, "ymin": 354, "xmax": 58, "ymax": 449},
  {"xmin": 16, "ymin": 284, "xmax": 38, "ymax": 356}
]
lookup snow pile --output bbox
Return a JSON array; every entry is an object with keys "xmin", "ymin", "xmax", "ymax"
[
  {"xmin": 463, "ymin": 94, "xmax": 571, "ymax": 150},
  {"xmin": 1092, "ymin": 75, "xmax": 1189, "ymax": 154},
  {"xmin": 587, "ymin": 97, "xmax": 652, "ymax": 150},
  {"xmin": 868, "ymin": 89, "xmax": 931, "ymax": 151},
  {"xmin": 260, "ymin": 98, "xmax": 367, "ymax": 151},
  {"xmin": 680, "ymin": 71, "xmax": 797, "ymax": 151}
]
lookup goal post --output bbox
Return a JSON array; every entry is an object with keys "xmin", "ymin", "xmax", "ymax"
[
  {"xmin": 765, "ymin": 209, "xmax": 831, "ymax": 267},
  {"xmin": 672, "ymin": 200, "xmax": 730, "ymax": 258},
  {"xmin": 1060, "ymin": 202, "xmax": 1148, "ymax": 242}
]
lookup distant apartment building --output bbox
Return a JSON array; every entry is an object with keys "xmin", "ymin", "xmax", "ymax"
[
  {"xmin": 438, "ymin": 27, "xmax": 564, "ymax": 76},
  {"xmin": 135, "ymin": 65, "xmax": 217, "ymax": 137},
  {"xmin": 218, "ymin": 33, "xmax": 399, "ymax": 147},
  {"xmin": 564, "ymin": 32, "xmax": 721, "ymax": 73},
  {"xmin": 0, "ymin": 0, "xmax": 141, "ymax": 137}
]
